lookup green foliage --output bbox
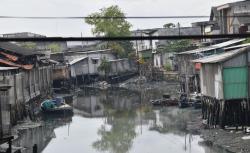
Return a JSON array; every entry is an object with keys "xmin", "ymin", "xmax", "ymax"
[
  {"xmin": 163, "ymin": 23, "xmax": 176, "ymax": 28},
  {"xmin": 162, "ymin": 40, "xmax": 192, "ymax": 53},
  {"xmin": 243, "ymin": 38, "xmax": 250, "ymax": 44},
  {"xmin": 98, "ymin": 57, "xmax": 111, "ymax": 76},
  {"xmin": 108, "ymin": 42, "xmax": 125, "ymax": 58},
  {"xmin": 20, "ymin": 42, "xmax": 37, "ymax": 49},
  {"xmin": 93, "ymin": 105, "xmax": 137, "ymax": 153},
  {"xmin": 164, "ymin": 62, "xmax": 172, "ymax": 71},
  {"xmin": 128, "ymin": 51, "xmax": 136, "ymax": 60},
  {"xmin": 85, "ymin": 5, "xmax": 131, "ymax": 37},
  {"xmin": 85, "ymin": 5, "xmax": 134, "ymax": 58},
  {"xmin": 47, "ymin": 43, "xmax": 61, "ymax": 53}
]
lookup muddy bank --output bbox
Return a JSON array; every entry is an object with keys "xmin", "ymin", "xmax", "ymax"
[
  {"xmin": 119, "ymin": 76, "xmax": 180, "ymax": 98},
  {"xmin": 200, "ymin": 128, "xmax": 250, "ymax": 153},
  {"xmin": 183, "ymin": 111, "xmax": 250, "ymax": 153}
]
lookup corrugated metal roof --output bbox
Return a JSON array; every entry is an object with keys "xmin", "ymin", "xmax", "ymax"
[
  {"xmin": 0, "ymin": 67, "xmax": 19, "ymax": 71},
  {"xmin": 177, "ymin": 46, "xmax": 217, "ymax": 55},
  {"xmin": 68, "ymin": 56, "xmax": 88, "ymax": 65},
  {"xmin": 213, "ymin": 39, "xmax": 246, "ymax": 47},
  {"xmin": 109, "ymin": 58, "xmax": 127, "ymax": 62},
  {"xmin": 67, "ymin": 49, "xmax": 112, "ymax": 54},
  {"xmin": 192, "ymin": 47, "xmax": 248, "ymax": 64},
  {"xmin": 224, "ymin": 43, "xmax": 250, "ymax": 50},
  {"xmin": 177, "ymin": 39, "xmax": 246, "ymax": 55},
  {"xmin": 0, "ymin": 58, "xmax": 33, "ymax": 70},
  {"xmin": 48, "ymin": 59, "xmax": 60, "ymax": 64},
  {"xmin": 91, "ymin": 58, "xmax": 100, "ymax": 60},
  {"xmin": 0, "ymin": 42, "xmax": 37, "ymax": 56}
]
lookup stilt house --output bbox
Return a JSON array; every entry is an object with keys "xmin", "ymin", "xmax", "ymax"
[
  {"xmin": 176, "ymin": 39, "xmax": 245, "ymax": 95},
  {"xmin": 193, "ymin": 46, "xmax": 250, "ymax": 127}
]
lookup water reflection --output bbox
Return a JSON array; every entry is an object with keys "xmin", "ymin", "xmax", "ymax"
[
  {"xmin": 75, "ymin": 88, "xmax": 138, "ymax": 153},
  {"xmin": 92, "ymin": 110, "xmax": 137, "ymax": 153},
  {"xmin": 13, "ymin": 116, "xmax": 72, "ymax": 153},
  {"xmin": 14, "ymin": 88, "xmax": 230, "ymax": 153}
]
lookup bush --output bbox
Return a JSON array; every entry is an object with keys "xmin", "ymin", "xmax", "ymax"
[{"xmin": 164, "ymin": 63, "xmax": 172, "ymax": 71}]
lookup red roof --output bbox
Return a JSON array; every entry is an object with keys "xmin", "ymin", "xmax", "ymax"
[{"xmin": 0, "ymin": 58, "xmax": 33, "ymax": 70}]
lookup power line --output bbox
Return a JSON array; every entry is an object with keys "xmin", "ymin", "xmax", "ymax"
[
  {"xmin": 0, "ymin": 15, "xmax": 250, "ymax": 19},
  {"xmin": 0, "ymin": 34, "xmax": 249, "ymax": 42},
  {"xmin": 0, "ymin": 16, "xmax": 209, "ymax": 19}
]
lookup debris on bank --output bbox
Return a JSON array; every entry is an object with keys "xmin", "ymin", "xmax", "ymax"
[
  {"xmin": 119, "ymin": 76, "xmax": 179, "ymax": 93},
  {"xmin": 200, "ymin": 128, "xmax": 250, "ymax": 153}
]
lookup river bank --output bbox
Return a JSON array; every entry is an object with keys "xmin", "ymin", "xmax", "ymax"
[
  {"xmin": 123, "ymin": 77, "xmax": 250, "ymax": 153},
  {"xmin": 86, "ymin": 77, "xmax": 250, "ymax": 153},
  {"xmin": 183, "ymin": 109, "xmax": 250, "ymax": 153},
  {"xmin": 200, "ymin": 128, "xmax": 250, "ymax": 153},
  {"xmin": 0, "ymin": 78, "xmax": 244, "ymax": 153}
]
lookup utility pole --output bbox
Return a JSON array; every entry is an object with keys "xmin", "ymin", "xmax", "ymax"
[
  {"xmin": 178, "ymin": 22, "xmax": 181, "ymax": 36},
  {"xmin": 81, "ymin": 32, "xmax": 90, "ymax": 83}
]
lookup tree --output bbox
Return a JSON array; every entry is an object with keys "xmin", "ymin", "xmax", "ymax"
[
  {"xmin": 85, "ymin": 5, "xmax": 134, "ymax": 58},
  {"xmin": 163, "ymin": 23, "xmax": 176, "ymax": 29},
  {"xmin": 162, "ymin": 40, "xmax": 193, "ymax": 53},
  {"xmin": 47, "ymin": 43, "xmax": 61, "ymax": 53},
  {"xmin": 93, "ymin": 103, "xmax": 137, "ymax": 153},
  {"xmin": 20, "ymin": 42, "xmax": 37, "ymax": 49},
  {"xmin": 164, "ymin": 62, "xmax": 172, "ymax": 71},
  {"xmin": 98, "ymin": 57, "xmax": 112, "ymax": 79}
]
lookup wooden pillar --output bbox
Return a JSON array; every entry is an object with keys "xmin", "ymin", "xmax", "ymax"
[{"xmin": 219, "ymin": 100, "xmax": 226, "ymax": 129}]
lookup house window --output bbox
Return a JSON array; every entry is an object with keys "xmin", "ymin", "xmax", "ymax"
[{"xmin": 92, "ymin": 59, "xmax": 98, "ymax": 64}]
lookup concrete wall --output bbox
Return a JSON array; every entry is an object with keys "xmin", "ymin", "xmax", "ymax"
[
  {"xmin": 66, "ymin": 53, "xmax": 136, "ymax": 77},
  {"xmin": 162, "ymin": 52, "xmax": 175, "ymax": 69},
  {"xmin": 66, "ymin": 52, "xmax": 116, "ymax": 75},
  {"xmin": 109, "ymin": 59, "xmax": 136, "ymax": 75},
  {"xmin": 153, "ymin": 54, "xmax": 161, "ymax": 68},
  {"xmin": 0, "ymin": 66, "xmax": 53, "ymax": 124},
  {"xmin": 87, "ymin": 53, "xmax": 116, "ymax": 74},
  {"xmin": 176, "ymin": 54, "xmax": 198, "ymax": 76},
  {"xmin": 0, "ymin": 92, "xmax": 11, "ymax": 137},
  {"xmin": 70, "ymin": 59, "xmax": 88, "ymax": 77}
]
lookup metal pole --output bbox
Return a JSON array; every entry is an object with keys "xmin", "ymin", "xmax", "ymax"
[{"xmin": 178, "ymin": 22, "xmax": 181, "ymax": 36}]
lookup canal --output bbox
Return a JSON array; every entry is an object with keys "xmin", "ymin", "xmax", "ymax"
[{"xmin": 14, "ymin": 87, "xmax": 230, "ymax": 153}]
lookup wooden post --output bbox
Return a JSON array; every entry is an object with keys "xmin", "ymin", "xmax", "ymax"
[
  {"xmin": 33, "ymin": 144, "xmax": 38, "ymax": 153},
  {"xmin": 219, "ymin": 100, "xmax": 225, "ymax": 129},
  {"xmin": 7, "ymin": 139, "xmax": 12, "ymax": 153}
]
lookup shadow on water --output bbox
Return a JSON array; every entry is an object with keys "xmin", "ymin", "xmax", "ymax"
[
  {"xmin": 12, "ymin": 116, "xmax": 72, "ymax": 153},
  {"xmin": 13, "ymin": 87, "xmax": 231, "ymax": 153}
]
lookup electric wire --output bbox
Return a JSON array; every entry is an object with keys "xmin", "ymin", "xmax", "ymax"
[
  {"xmin": 0, "ymin": 34, "xmax": 249, "ymax": 42},
  {"xmin": 0, "ymin": 15, "xmax": 249, "ymax": 19}
]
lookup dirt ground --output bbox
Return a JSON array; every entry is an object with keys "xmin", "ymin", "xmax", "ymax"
[
  {"xmin": 200, "ymin": 128, "xmax": 250, "ymax": 153},
  {"xmin": 185, "ymin": 111, "xmax": 250, "ymax": 153}
]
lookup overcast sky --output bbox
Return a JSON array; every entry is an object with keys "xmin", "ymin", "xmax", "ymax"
[{"xmin": 0, "ymin": 0, "xmax": 241, "ymax": 37}]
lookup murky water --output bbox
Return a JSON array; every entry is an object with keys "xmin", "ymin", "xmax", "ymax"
[{"xmin": 14, "ymin": 88, "xmax": 229, "ymax": 153}]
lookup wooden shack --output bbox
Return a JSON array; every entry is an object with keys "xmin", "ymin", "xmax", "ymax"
[
  {"xmin": 0, "ymin": 42, "xmax": 53, "ymax": 124},
  {"xmin": 67, "ymin": 56, "xmax": 89, "ymax": 84},
  {"xmin": 0, "ymin": 84, "xmax": 14, "ymax": 151},
  {"xmin": 0, "ymin": 84, "xmax": 11, "ymax": 138},
  {"xmin": 176, "ymin": 39, "xmax": 245, "ymax": 95},
  {"xmin": 193, "ymin": 47, "xmax": 250, "ymax": 128}
]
